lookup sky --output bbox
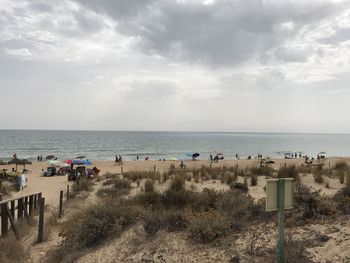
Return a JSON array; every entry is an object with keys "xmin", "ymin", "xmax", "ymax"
[{"xmin": 1, "ymin": 0, "xmax": 350, "ymax": 133}]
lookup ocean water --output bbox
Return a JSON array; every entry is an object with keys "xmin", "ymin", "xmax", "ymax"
[{"xmin": 0, "ymin": 130, "xmax": 349, "ymax": 161}]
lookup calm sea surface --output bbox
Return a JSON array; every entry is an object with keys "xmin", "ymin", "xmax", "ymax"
[{"xmin": 0, "ymin": 130, "xmax": 349, "ymax": 161}]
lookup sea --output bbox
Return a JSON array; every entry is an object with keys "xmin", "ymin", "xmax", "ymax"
[{"xmin": 0, "ymin": 130, "xmax": 349, "ymax": 161}]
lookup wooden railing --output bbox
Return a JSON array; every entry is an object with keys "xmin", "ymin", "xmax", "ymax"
[{"xmin": 0, "ymin": 192, "xmax": 42, "ymax": 239}]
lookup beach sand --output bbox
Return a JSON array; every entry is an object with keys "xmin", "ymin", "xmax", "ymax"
[{"xmin": 2, "ymin": 157, "xmax": 349, "ymax": 206}]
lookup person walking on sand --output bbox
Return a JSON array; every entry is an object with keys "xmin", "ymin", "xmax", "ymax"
[
  {"xmin": 115, "ymin": 155, "xmax": 118, "ymax": 165},
  {"xmin": 210, "ymin": 153, "xmax": 213, "ymax": 163}
]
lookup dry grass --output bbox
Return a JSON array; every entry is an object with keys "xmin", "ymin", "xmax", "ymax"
[
  {"xmin": 313, "ymin": 173, "xmax": 324, "ymax": 184},
  {"xmin": 144, "ymin": 179, "xmax": 155, "ymax": 193},
  {"xmin": 71, "ymin": 178, "xmax": 94, "ymax": 193},
  {"xmin": 0, "ymin": 237, "xmax": 27, "ymax": 263}
]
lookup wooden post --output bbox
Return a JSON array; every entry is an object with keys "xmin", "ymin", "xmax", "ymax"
[
  {"xmin": 59, "ymin": 191, "xmax": 63, "ymax": 217},
  {"xmin": 37, "ymin": 197, "xmax": 45, "ymax": 243},
  {"xmin": 66, "ymin": 185, "xmax": 70, "ymax": 201},
  {"xmin": 278, "ymin": 178, "xmax": 286, "ymax": 263},
  {"xmin": 29, "ymin": 195, "xmax": 34, "ymax": 216},
  {"xmin": 24, "ymin": 196, "xmax": 28, "ymax": 213},
  {"xmin": 18, "ymin": 198, "xmax": 23, "ymax": 221},
  {"xmin": 154, "ymin": 165, "xmax": 156, "ymax": 174},
  {"xmin": 1, "ymin": 203, "xmax": 9, "ymax": 237},
  {"xmin": 10, "ymin": 201, "xmax": 15, "ymax": 219},
  {"xmin": 121, "ymin": 166, "xmax": 123, "ymax": 175},
  {"xmin": 34, "ymin": 194, "xmax": 37, "ymax": 210}
]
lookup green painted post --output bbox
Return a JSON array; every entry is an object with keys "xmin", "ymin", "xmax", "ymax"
[{"xmin": 278, "ymin": 178, "xmax": 285, "ymax": 263}]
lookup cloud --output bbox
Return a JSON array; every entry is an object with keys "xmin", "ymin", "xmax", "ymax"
[
  {"xmin": 77, "ymin": 0, "xmax": 346, "ymax": 66},
  {"xmin": 4, "ymin": 48, "xmax": 32, "ymax": 59},
  {"xmin": 1, "ymin": 0, "xmax": 350, "ymax": 132}
]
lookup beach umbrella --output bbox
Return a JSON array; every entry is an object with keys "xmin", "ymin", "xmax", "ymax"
[
  {"xmin": 8, "ymin": 157, "xmax": 23, "ymax": 170},
  {"xmin": 192, "ymin": 153, "xmax": 200, "ymax": 158},
  {"xmin": 8, "ymin": 158, "xmax": 32, "ymax": 171},
  {"xmin": 76, "ymin": 156, "xmax": 86, "ymax": 159},
  {"xmin": 64, "ymin": 159, "xmax": 73, "ymax": 165},
  {"xmin": 46, "ymin": 160, "xmax": 61, "ymax": 165}
]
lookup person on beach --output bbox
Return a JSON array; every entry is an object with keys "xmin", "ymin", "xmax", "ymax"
[
  {"xmin": 210, "ymin": 153, "xmax": 213, "ymax": 163},
  {"xmin": 180, "ymin": 161, "xmax": 185, "ymax": 169},
  {"xmin": 115, "ymin": 155, "xmax": 118, "ymax": 165},
  {"xmin": 137, "ymin": 155, "xmax": 139, "ymax": 160}
]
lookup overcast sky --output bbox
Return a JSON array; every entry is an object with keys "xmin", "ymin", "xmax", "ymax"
[{"xmin": 1, "ymin": 0, "xmax": 350, "ymax": 133}]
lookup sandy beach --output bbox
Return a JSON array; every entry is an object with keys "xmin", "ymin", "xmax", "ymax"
[{"xmin": 2, "ymin": 156, "xmax": 349, "ymax": 206}]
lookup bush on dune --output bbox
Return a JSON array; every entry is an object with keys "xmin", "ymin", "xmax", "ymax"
[
  {"xmin": 49, "ymin": 199, "xmax": 140, "ymax": 263},
  {"xmin": 72, "ymin": 178, "xmax": 93, "ymax": 193},
  {"xmin": 189, "ymin": 213, "xmax": 229, "ymax": 243}
]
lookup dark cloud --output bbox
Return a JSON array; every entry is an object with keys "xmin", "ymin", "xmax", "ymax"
[{"xmin": 76, "ymin": 0, "xmax": 346, "ymax": 66}]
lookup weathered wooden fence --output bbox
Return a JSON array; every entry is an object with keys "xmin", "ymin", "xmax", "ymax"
[{"xmin": 0, "ymin": 192, "xmax": 42, "ymax": 239}]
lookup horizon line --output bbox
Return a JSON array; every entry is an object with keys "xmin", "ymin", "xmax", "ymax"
[{"xmin": 0, "ymin": 128, "xmax": 349, "ymax": 135}]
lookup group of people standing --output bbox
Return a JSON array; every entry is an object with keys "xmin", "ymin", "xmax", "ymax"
[
  {"xmin": 37, "ymin": 155, "xmax": 43, "ymax": 162},
  {"xmin": 115, "ymin": 155, "xmax": 123, "ymax": 165}
]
